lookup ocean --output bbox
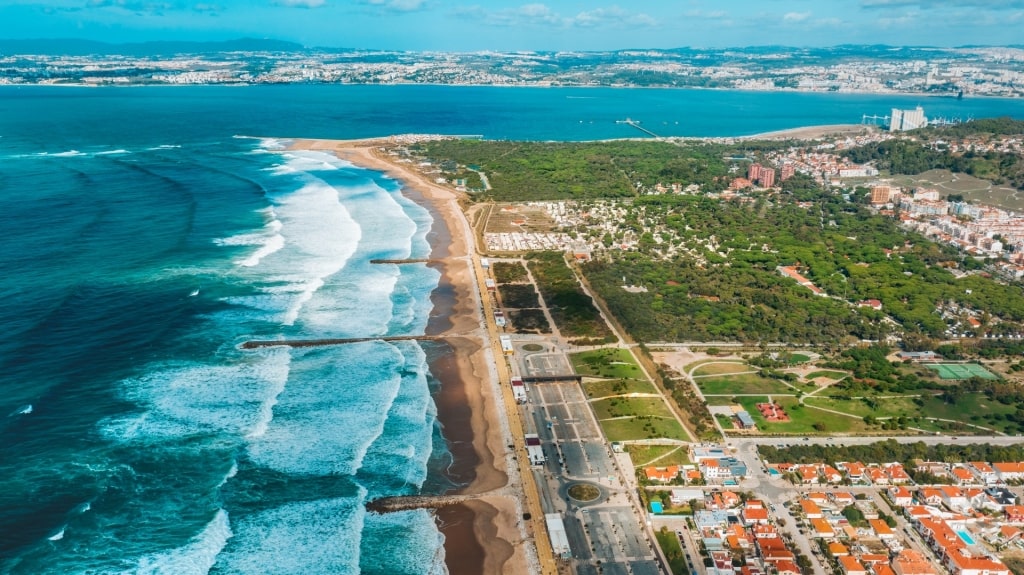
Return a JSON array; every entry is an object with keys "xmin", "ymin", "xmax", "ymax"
[{"xmin": 0, "ymin": 85, "xmax": 1022, "ymax": 574}]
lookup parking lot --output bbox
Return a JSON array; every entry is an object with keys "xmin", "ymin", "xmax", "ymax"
[{"xmin": 524, "ymin": 378, "xmax": 660, "ymax": 573}]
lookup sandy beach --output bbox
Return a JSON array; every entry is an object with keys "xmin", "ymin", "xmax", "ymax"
[
  {"xmin": 287, "ymin": 138, "xmax": 525, "ymax": 574},
  {"xmin": 742, "ymin": 123, "xmax": 878, "ymax": 140}
]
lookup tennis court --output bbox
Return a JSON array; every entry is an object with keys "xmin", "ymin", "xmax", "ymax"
[{"xmin": 926, "ymin": 363, "xmax": 998, "ymax": 380}]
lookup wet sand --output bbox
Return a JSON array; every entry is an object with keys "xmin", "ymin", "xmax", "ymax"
[{"xmin": 286, "ymin": 138, "xmax": 522, "ymax": 574}]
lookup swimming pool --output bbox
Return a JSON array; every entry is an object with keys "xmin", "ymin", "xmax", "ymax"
[{"xmin": 957, "ymin": 529, "xmax": 977, "ymax": 545}]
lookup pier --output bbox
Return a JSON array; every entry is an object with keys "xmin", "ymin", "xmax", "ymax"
[
  {"xmin": 369, "ymin": 258, "xmax": 441, "ymax": 264},
  {"xmin": 240, "ymin": 335, "xmax": 444, "ymax": 349},
  {"xmin": 366, "ymin": 494, "xmax": 483, "ymax": 514},
  {"xmin": 616, "ymin": 118, "xmax": 662, "ymax": 138}
]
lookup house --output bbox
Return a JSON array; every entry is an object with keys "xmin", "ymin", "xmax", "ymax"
[
  {"xmin": 700, "ymin": 459, "xmax": 728, "ymax": 480},
  {"xmin": 887, "ymin": 463, "xmax": 912, "ymax": 484},
  {"xmin": 796, "ymin": 464, "xmax": 820, "ymax": 484},
  {"xmin": 905, "ymin": 506, "xmax": 934, "ymax": 521},
  {"xmin": 685, "ymin": 468, "xmax": 703, "ymax": 484},
  {"xmin": 892, "ymin": 550, "xmax": 937, "ymax": 575},
  {"xmin": 775, "ymin": 561, "xmax": 800, "ymax": 575},
  {"xmin": 822, "ymin": 465, "xmax": 843, "ymax": 484},
  {"xmin": 858, "ymin": 299, "xmax": 884, "ymax": 311},
  {"xmin": 952, "ymin": 467, "xmax": 977, "ymax": 485},
  {"xmin": 987, "ymin": 487, "xmax": 1017, "ymax": 506},
  {"xmin": 806, "ymin": 492, "xmax": 830, "ymax": 506},
  {"xmin": 832, "ymin": 492, "xmax": 856, "ymax": 507},
  {"xmin": 868, "ymin": 466, "xmax": 890, "ymax": 485},
  {"xmin": 890, "ymin": 486, "xmax": 914, "ymax": 507},
  {"xmin": 941, "ymin": 486, "xmax": 971, "ymax": 513},
  {"xmin": 970, "ymin": 461, "xmax": 998, "ymax": 484},
  {"xmin": 920, "ymin": 488, "xmax": 945, "ymax": 507},
  {"xmin": 839, "ymin": 556, "xmax": 868, "ymax": 575},
  {"xmin": 742, "ymin": 504, "xmax": 770, "ymax": 526},
  {"xmin": 810, "ymin": 518, "xmax": 835, "ymax": 538},
  {"xmin": 645, "ymin": 466, "xmax": 680, "ymax": 483},
  {"xmin": 1005, "ymin": 505, "xmax": 1024, "ymax": 524},
  {"xmin": 828, "ymin": 542, "xmax": 850, "ymax": 556},
  {"xmin": 870, "ymin": 518, "xmax": 896, "ymax": 539},
  {"xmin": 800, "ymin": 499, "xmax": 823, "ymax": 519},
  {"xmin": 915, "ymin": 460, "xmax": 950, "ymax": 478},
  {"xmin": 994, "ymin": 462, "xmax": 1024, "ymax": 482},
  {"xmin": 839, "ymin": 461, "xmax": 867, "ymax": 482}
]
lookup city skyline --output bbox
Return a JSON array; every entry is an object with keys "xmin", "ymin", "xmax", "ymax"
[{"xmin": 2, "ymin": 0, "xmax": 1024, "ymax": 52}]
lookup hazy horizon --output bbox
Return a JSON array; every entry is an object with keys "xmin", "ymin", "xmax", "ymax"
[{"xmin": 3, "ymin": 0, "xmax": 1023, "ymax": 52}]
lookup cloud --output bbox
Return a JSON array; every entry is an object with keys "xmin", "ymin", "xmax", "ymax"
[
  {"xmin": 275, "ymin": 0, "xmax": 325, "ymax": 7},
  {"xmin": 363, "ymin": 0, "xmax": 426, "ymax": 11},
  {"xmin": 454, "ymin": 3, "xmax": 656, "ymax": 29},
  {"xmin": 83, "ymin": 0, "xmax": 178, "ymax": 15},
  {"xmin": 684, "ymin": 9, "xmax": 729, "ymax": 20},
  {"xmin": 783, "ymin": 11, "xmax": 811, "ymax": 23}
]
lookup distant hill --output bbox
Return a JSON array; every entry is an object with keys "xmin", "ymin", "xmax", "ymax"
[{"xmin": 0, "ymin": 38, "xmax": 304, "ymax": 56}]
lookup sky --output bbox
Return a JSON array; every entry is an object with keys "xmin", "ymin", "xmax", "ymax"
[{"xmin": 2, "ymin": 0, "xmax": 1023, "ymax": 51}]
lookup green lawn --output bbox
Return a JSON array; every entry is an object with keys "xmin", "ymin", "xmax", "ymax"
[
  {"xmin": 698, "ymin": 373, "xmax": 795, "ymax": 395},
  {"xmin": 733, "ymin": 396, "xmax": 871, "ymax": 435},
  {"xmin": 803, "ymin": 396, "xmax": 924, "ymax": 419},
  {"xmin": 583, "ymin": 378, "xmax": 658, "ymax": 399},
  {"xmin": 625, "ymin": 444, "xmax": 691, "ymax": 468},
  {"xmin": 917, "ymin": 394, "xmax": 1022, "ymax": 434},
  {"xmin": 600, "ymin": 416, "xmax": 690, "ymax": 442},
  {"xmin": 806, "ymin": 370, "xmax": 849, "ymax": 381},
  {"xmin": 691, "ymin": 362, "xmax": 750, "ymax": 377},
  {"xmin": 592, "ymin": 396, "xmax": 674, "ymax": 420},
  {"xmin": 571, "ymin": 348, "xmax": 644, "ymax": 379},
  {"xmin": 788, "ymin": 353, "xmax": 812, "ymax": 364},
  {"xmin": 656, "ymin": 527, "xmax": 688, "ymax": 575}
]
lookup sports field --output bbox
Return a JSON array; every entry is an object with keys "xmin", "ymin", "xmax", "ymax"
[{"xmin": 926, "ymin": 363, "xmax": 998, "ymax": 380}]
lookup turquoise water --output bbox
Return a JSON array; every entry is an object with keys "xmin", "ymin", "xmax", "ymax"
[
  {"xmin": 958, "ymin": 529, "xmax": 977, "ymax": 545},
  {"xmin": 0, "ymin": 85, "xmax": 1021, "ymax": 574}
]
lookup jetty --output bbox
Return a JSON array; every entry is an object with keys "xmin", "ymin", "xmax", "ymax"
[
  {"xmin": 616, "ymin": 118, "xmax": 661, "ymax": 138},
  {"xmin": 366, "ymin": 494, "xmax": 483, "ymax": 514},
  {"xmin": 369, "ymin": 258, "xmax": 441, "ymax": 264},
  {"xmin": 240, "ymin": 335, "xmax": 444, "ymax": 349}
]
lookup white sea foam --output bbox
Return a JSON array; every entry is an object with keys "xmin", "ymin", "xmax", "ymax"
[
  {"xmin": 11, "ymin": 403, "xmax": 32, "ymax": 416},
  {"xmin": 101, "ymin": 349, "xmax": 291, "ymax": 441},
  {"xmin": 96, "ymin": 149, "xmax": 130, "ymax": 155},
  {"xmin": 148, "ymin": 144, "xmax": 182, "ymax": 150},
  {"xmin": 213, "ymin": 496, "xmax": 364, "ymax": 575},
  {"xmin": 361, "ymin": 511, "xmax": 447, "ymax": 575},
  {"xmin": 247, "ymin": 342, "xmax": 404, "ymax": 476},
  {"xmin": 47, "ymin": 527, "xmax": 66, "ymax": 541},
  {"xmin": 135, "ymin": 509, "xmax": 232, "ymax": 575},
  {"xmin": 73, "ymin": 502, "xmax": 91, "ymax": 514},
  {"xmin": 38, "ymin": 150, "xmax": 85, "ymax": 158}
]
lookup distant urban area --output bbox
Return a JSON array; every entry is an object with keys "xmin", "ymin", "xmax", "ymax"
[{"xmin": 1, "ymin": 39, "xmax": 1023, "ymax": 97}]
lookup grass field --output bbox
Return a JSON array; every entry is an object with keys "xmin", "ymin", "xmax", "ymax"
[
  {"xmin": 691, "ymin": 362, "xmax": 750, "ymax": 377},
  {"xmin": 625, "ymin": 444, "xmax": 691, "ymax": 468},
  {"xmin": 571, "ymin": 348, "xmax": 644, "ymax": 379},
  {"xmin": 803, "ymin": 396, "xmax": 924, "ymax": 419},
  {"xmin": 732, "ymin": 396, "xmax": 871, "ymax": 434},
  {"xmin": 890, "ymin": 169, "xmax": 1024, "ymax": 212},
  {"xmin": 917, "ymin": 394, "xmax": 1020, "ymax": 434},
  {"xmin": 600, "ymin": 416, "xmax": 690, "ymax": 442},
  {"xmin": 698, "ymin": 373, "xmax": 795, "ymax": 395},
  {"xmin": 583, "ymin": 378, "xmax": 658, "ymax": 399},
  {"xmin": 592, "ymin": 396, "xmax": 674, "ymax": 420},
  {"xmin": 806, "ymin": 370, "xmax": 849, "ymax": 381},
  {"xmin": 926, "ymin": 363, "xmax": 998, "ymax": 380},
  {"xmin": 788, "ymin": 353, "xmax": 812, "ymax": 364}
]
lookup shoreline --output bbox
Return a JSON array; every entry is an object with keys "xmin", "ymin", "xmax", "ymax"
[
  {"xmin": 11, "ymin": 82, "xmax": 1022, "ymax": 101},
  {"xmin": 287, "ymin": 138, "xmax": 522, "ymax": 574}
]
